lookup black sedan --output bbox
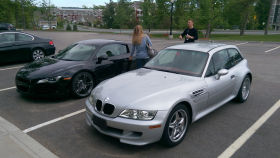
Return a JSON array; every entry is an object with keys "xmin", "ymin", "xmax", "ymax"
[
  {"xmin": 0, "ymin": 31, "xmax": 55, "ymax": 64},
  {"xmin": 15, "ymin": 39, "xmax": 135, "ymax": 98}
]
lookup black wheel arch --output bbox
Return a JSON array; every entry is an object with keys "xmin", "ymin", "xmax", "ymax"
[
  {"xmin": 31, "ymin": 47, "xmax": 46, "ymax": 53},
  {"xmin": 176, "ymin": 101, "xmax": 193, "ymax": 124},
  {"xmin": 247, "ymin": 72, "xmax": 252, "ymax": 83},
  {"xmin": 71, "ymin": 69, "xmax": 97, "ymax": 86}
]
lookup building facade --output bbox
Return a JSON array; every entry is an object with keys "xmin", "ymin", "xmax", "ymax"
[
  {"xmin": 54, "ymin": 7, "xmax": 103, "ymax": 24},
  {"xmin": 269, "ymin": 0, "xmax": 280, "ymax": 30}
]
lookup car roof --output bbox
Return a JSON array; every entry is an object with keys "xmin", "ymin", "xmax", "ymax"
[
  {"xmin": 166, "ymin": 43, "xmax": 230, "ymax": 53},
  {"xmin": 77, "ymin": 39, "xmax": 125, "ymax": 46}
]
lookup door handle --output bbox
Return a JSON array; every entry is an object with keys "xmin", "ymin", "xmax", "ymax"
[{"xmin": 231, "ymin": 75, "xmax": 235, "ymax": 79}]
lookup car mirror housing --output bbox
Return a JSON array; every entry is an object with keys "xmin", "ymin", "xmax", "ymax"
[{"xmin": 215, "ymin": 69, "xmax": 228, "ymax": 80}]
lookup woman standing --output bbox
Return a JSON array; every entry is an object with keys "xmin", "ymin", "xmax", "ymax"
[{"xmin": 129, "ymin": 25, "xmax": 152, "ymax": 69}]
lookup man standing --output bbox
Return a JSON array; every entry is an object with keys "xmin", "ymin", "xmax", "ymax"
[{"xmin": 179, "ymin": 19, "xmax": 198, "ymax": 43}]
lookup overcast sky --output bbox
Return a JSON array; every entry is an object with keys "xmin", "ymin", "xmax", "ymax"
[{"xmin": 35, "ymin": 0, "xmax": 137, "ymax": 8}]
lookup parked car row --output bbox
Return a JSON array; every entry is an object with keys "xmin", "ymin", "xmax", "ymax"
[{"xmin": 3, "ymin": 33, "xmax": 252, "ymax": 147}]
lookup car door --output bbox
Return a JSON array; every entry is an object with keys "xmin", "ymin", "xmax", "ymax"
[
  {"xmin": 204, "ymin": 49, "xmax": 236, "ymax": 108},
  {"xmin": 14, "ymin": 33, "xmax": 34, "ymax": 61},
  {"xmin": 107, "ymin": 43, "xmax": 131, "ymax": 74},
  {"xmin": 94, "ymin": 44, "xmax": 119, "ymax": 81},
  {"xmin": 227, "ymin": 48, "xmax": 244, "ymax": 95},
  {"xmin": 0, "ymin": 33, "xmax": 16, "ymax": 64}
]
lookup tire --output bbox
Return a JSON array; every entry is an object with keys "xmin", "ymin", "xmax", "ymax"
[
  {"xmin": 161, "ymin": 104, "xmax": 190, "ymax": 147},
  {"xmin": 235, "ymin": 75, "xmax": 251, "ymax": 103},
  {"xmin": 31, "ymin": 49, "xmax": 45, "ymax": 61},
  {"xmin": 71, "ymin": 72, "xmax": 94, "ymax": 98}
]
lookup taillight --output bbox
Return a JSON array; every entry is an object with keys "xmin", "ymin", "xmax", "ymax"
[{"xmin": 49, "ymin": 41, "xmax": 54, "ymax": 45}]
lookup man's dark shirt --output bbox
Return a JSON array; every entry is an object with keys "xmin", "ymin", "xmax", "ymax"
[{"xmin": 181, "ymin": 28, "xmax": 198, "ymax": 43}]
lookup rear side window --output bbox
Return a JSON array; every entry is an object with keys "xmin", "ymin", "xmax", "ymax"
[
  {"xmin": 227, "ymin": 48, "xmax": 243, "ymax": 68},
  {"xmin": 0, "ymin": 33, "xmax": 15, "ymax": 43},
  {"xmin": 16, "ymin": 33, "xmax": 33, "ymax": 41}
]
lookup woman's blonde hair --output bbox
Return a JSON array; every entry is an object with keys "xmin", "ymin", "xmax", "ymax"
[{"xmin": 132, "ymin": 25, "xmax": 144, "ymax": 45}]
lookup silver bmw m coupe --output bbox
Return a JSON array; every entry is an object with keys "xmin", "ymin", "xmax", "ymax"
[{"xmin": 85, "ymin": 43, "xmax": 252, "ymax": 146}]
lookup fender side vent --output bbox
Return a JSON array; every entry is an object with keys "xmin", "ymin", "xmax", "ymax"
[{"xmin": 192, "ymin": 89, "xmax": 204, "ymax": 97}]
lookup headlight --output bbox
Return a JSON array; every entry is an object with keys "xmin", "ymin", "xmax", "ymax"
[
  {"xmin": 88, "ymin": 94, "xmax": 95, "ymax": 105},
  {"xmin": 37, "ymin": 76, "xmax": 62, "ymax": 84},
  {"xmin": 119, "ymin": 109, "xmax": 157, "ymax": 120}
]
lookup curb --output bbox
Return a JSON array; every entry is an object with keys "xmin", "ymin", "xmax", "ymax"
[{"xmin": 0, "ymin": 116, "xmax": 59, "ymax": 158}]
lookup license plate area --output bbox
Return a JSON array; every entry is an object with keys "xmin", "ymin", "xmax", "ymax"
[{"xmin": 92, "ymin": 115, "xmax": 107, "ymax": 129}]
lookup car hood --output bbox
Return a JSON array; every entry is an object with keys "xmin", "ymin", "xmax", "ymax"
[
  {"xmin": 17, "ymin": 58, "xmax": 84, "ymax": 79},
  {"xmin": 93, "ymin": 68, "xmax": 202, "ymax": 110}
]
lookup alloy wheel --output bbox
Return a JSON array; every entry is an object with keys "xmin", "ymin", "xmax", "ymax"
[
  {"xmin": 32, "ymin": 49, "xmax": 45, "ymax": 61},
  {"xmin": 242, "ymin": 77, "xmax": 250, "ymax": 100},
  {"xmin": 168, "ymin": 109, "xmax": 188, "ymax": 142},
  {"xmin": 72, "ymin": 72, "xmax": 94, "ymax": 97}
]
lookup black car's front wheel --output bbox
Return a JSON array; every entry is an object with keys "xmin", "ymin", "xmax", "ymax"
[
  {"xmin": 71, "ymin": 72, "xmax": 94, "ymax": 98},
  {"xmin": 161, "ymin": 104, "xmax": 190, "ymax": 147},
  {"xmin": 32, "ymin": 49, "xmax": 45, "ymax": 61}
]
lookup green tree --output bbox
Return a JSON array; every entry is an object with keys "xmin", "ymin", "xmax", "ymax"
[
  {"xmin": 154, "ymin": 0, "xmax": 170, "ymax": 29},
  {"xmin": 225, "ymin": 0, "xmax": 256, "ymax": 35},
  {"xmin": 73, "ymin": 24, "xmax": 78, "ymax": 31},
  {"xmin": 255, "ymin": 0, "xmax": 270, "ymax": 30},
  {"xmin": 0, "ymin": 0, "xmax": 37, "ymax": 29},
  {"xmin": 66, "ymin": 23, "xmax": 72, "ymax": 31},
  {"xmin": 198, "ymin": 0, "xmax": 226, "ymax": 38},
  {"xmin": 114, "ymin": 0, "xmax": 135, "ymax": 29},
  {"xmin": 102, "ymin": 0, "xmax": 116, "ymax": 28},
  {"xmin": 141, "ymin": 0, "xmax": 156, "ymax": 31},
  {"xmin": 93, "ymin": 5, "xmax": 105, "ymax": 10}
]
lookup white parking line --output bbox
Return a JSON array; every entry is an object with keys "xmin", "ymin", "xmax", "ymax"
[
  {"xmin": 0, "ymin": 86, "xmax": 16, "ymax": 92},
  {"xmin": 0, "ymin": 66, "xmax": 23, "ymax": 71},
  {"xmin": 23, "ymin": 109, "xmax": 86, "ymax": 133},
  {"xmin": 265, "ymin": 45, "xmax": 280, "ymax": 53},
  {"xmin": 218, "ymin": 99, "xmax": 280, "ymax": 158},
  {"xmin": 235, "ymin": 42, "xmax": 249, "ymax": 46}
]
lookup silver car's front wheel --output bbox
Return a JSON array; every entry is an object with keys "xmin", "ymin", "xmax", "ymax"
[
  {"xmin": 161, "ymin": 104, "xmax": 190, "ymax": 146},
  {"xmin": 32, "ymin": 49, "xmax": 45, "ymax": 61},
  {"xmin": 168, "ymin": 109, "xmax": 188, "ymax": 142}
]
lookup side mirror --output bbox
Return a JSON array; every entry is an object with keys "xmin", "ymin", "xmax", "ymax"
[
  {"xmin": 215, "ymin": 69, "xmax": 228, "ymax": 80},
  {"xmin": 96, "ymin": 55, "xmax": 108, "ymax": 64}
]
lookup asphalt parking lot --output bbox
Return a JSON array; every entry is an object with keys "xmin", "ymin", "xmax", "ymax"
[{"xmin": 0, "ymin": 31, "xmax": 279, "ymax": 158}]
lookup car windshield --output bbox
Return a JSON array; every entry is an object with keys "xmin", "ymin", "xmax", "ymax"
[
  {"xmin": 145, "ymin": 49, "xmax": 209, "ymax": 77},
  {"xmin": 56, "ymin": 44, "xmax": 96, "ymax": 61}
]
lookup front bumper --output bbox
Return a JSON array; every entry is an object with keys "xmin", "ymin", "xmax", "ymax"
[
  {"xmin": 15, "ymin": 76, "xmax": 71, "ymax": 97},
  {"xmin": 85, "ymin": 99, "xmax": 168, "ymax": 146}
]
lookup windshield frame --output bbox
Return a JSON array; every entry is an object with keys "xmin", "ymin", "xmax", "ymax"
[{"xmin": 144, "ymin": 49, "xmax": 209, "ymax": 77}]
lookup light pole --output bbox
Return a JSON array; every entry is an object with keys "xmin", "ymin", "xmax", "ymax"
[{"xmin": 169, "ymin": 0, "xmax": 175, "ymax": 39}]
